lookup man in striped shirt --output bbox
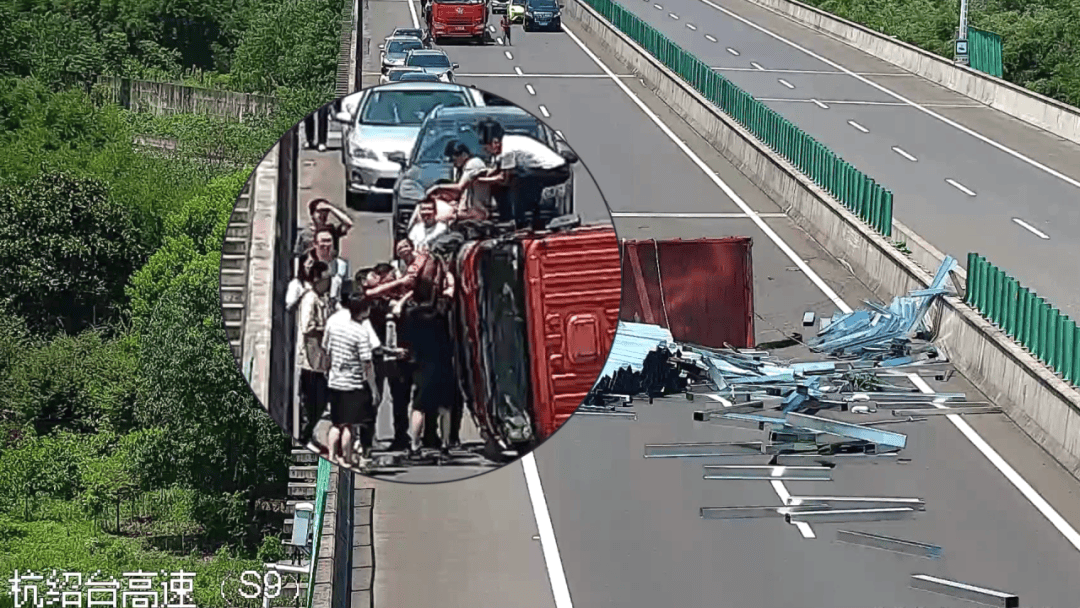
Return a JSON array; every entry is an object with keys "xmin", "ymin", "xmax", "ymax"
[{"xmin": 322, "ymin": 294, "xmax": 383, "ymax": 468}]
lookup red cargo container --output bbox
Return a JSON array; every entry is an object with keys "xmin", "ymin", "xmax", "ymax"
[{"xmin": 620, "ymin": 237, "xmax": 755, "ymax": 349}]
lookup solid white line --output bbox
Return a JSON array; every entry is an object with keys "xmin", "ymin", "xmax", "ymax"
[
  {"xmin": 505, "ymin": 50, "xmax": 514, "ymax": 60},
  {"xmin": 705, "ymin": 34, "xmax": 717, "ymax": 42},
  {"xmin": 522, "ymin": 454, "xmax": 574, "ymax": 608},
  {"xmin": 892, "ymin": 146, "xmax": 917, "ymax": 162},
  {"xmin": 669, "ymin": 12, "xmax": 679, "ymax": 19},
  {"xmin": 612, "ymin": 212, "xmax": 788, "ymax": 218},
  {"xmin": 750, "ymin": 61, "xmax": 764, "ymax": 70},
  {"xmin": 811, "ymin": 99, "xmax": 829, "ymax": 109},
  {"xmin": 526, "ymin": 83, "xmax": 536, "ymax": 95},
  {"xmin": 406, "ymin": 0, "xmax": 420, "ymax": 27},
  {"xmin": 558, "ymin": 23, "xmax": 852, "ymax": 313},
  {"xmin": 694, "ymin": 0, "xmax": 1080, "ymax": 193},
  {"xmin": 771, "ymin": 480, "xmax": 815, "ymax": 538},
  {"xmin": 778, "ymin": 78, "xmax": 795, "ymax": 89},
  {"xmin": 946, "ymin": 178, "xmax": 976, "ymax": 196},
  {"xmin": 907, "ymin": 374, "xmax": 1080, "ymax": 554},
  {"xmin": 1013, "ymin": 217, "xmax": 1050, "ymax": 239},
  {"xmin": 539, "ymin": 104, "xmax": 551, "ymax": 118},
  {"xmin": 457, "ymin": 73, "xmax": 635, "ymax": 78},
  {"xmin": 514, "ymin": 66, "xmax": 524, "ymax": 75},
  {"xmin": 727, "ymin": 47, "xmax": 739, "ymax": 55},
  {"xmin": 686, "ymin": 23, "xmax": 696, "ymax": 30},
  {"xmin": 848, "ymin": 120, "xmax": 869, "ymax": 133}
]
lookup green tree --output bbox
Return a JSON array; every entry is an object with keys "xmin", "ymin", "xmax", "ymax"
[{"xmin": 0, "ymin": 170, "xmax": 143, "ymax": 335}]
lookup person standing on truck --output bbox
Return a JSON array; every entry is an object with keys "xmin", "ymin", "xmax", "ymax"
[
  {"xmin": 445, "ymin": 141, "xmax": 493, "ymax": 221},
  {"xmin": 323, "ymin": 293, "xmax": 382, "ymax": 468},
  {"xmin": 501, "ymin": 14, "xmax": 512, "ymax": 45},
  {"xmin": 408, "ymin": 200, "xmax": 449, "ymax": 253},
  {"xmin": 296, "ymin": 261, "xmax": 332, "ymax": 444}
]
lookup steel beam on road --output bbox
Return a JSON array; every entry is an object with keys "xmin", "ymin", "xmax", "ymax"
[
  {"xmin": 700, "ymin": 505, "xmax": 828, "ymax": 519},
  {"xmin": 785, "ymin": 413, "xmax": 908, "ymax": 449},
  {"xmin": 785, "ymin": 507, "xmax": 917, "ymax": 523},
  {"xmin": 891, "ymin": 406, "xmax": 1002, "ymax": 416},
  {"xmin": 703, "ymin": 464, "xmax": 832, "ymax": 481},
  {"xmin": 769, "ymin": 452, "xmax": 902, "ymax": 465},
  {"xmin": 910, "ymin": 574, "xmax": 1019, "ymax": 607},
  {"xmin": 836, "ymin": 530, "xmax": 941, "ymax": 558},
  {"xmin": 644, "ymin": 441, "xmax": 767, "ymax": 458},
  {"xmin": 786, "ymin": 496, "xmax": 925, "ymax": 510}
]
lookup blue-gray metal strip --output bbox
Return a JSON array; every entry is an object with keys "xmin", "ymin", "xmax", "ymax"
[{"xmin": 785, "ymin": 413, "xmax": 907, "ymax": 449}]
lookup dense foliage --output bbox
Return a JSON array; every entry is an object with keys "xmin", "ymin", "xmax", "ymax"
[
  {"xmin": 0, "ymin": 0, "xmax": 344, "ymax": 587},
  {"xmin": 804, "ymin": 0, "xmax": 1080, "ymax": 107}
]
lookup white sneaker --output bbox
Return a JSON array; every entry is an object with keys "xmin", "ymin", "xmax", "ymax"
[{"xmin": 318, "ymin": 143, "xmax": 327, "ymax": 152}]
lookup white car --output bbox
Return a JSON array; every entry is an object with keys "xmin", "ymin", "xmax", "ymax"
[
  {"xmin": 403, "ymin": 49, "xmax": 458, "ymax": 83},
  {"xmin": 333, "ymin": 82, "xmax": 485, "ymax": 210}
]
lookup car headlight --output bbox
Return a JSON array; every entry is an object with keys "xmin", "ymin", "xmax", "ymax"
[
  {"xmin": 349, "ymin": 144, "xmax": 378, "ymax": 161},
  {"xmin": 397, "ymin": 179, "xmax": 425, "ymax": 201}
]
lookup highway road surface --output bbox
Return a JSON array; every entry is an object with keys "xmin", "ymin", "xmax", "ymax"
[
  {"xmin": 606, "ymin": 0, "xmax": 1080, "ymax": 320},
  {"xmin": 352, "ymin": 3, "xmax": 1080, "ymax": 607}
]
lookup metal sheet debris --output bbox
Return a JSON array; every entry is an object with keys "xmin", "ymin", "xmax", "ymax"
[
  {"xmin": 891, "ymin": 406, "xmax": 1002, "ymax": 417},
  {"xmin": 703, "ymin": 464, "xmax": 833, "ymax": 481},
  {"xmin": 909, "ymin": 574, "xmax": 1019, "ymax": 608},
  {"xmin": 785, "ymin": 507, "xmax": 917, "ymax": 523},
  {"xmin": 644, "ymin": 442, "xmax": 766, "ymax": 458}
]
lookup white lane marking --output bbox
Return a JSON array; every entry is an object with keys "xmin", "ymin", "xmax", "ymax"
[
  {"xmin": 946, "ymin": 178, "xmax": 976, "ymax": 196},
  {"xmin": 612, "ymin": 212, "xmax": 788, "ymax": 218},
  {"xmin": 497, "ymin": 37, "xmax": 504, "ymax": 45},
  {"xmin": 750, "ymin": 61, "xmax": 764, "ymax": 70},
  {"xmin": 556, "ymin": 129, "xmax": 564, "ymax": 139},
  {"xmin": 778, "ymin": 78, "xmax": 795, "ymax": 89},
  {"xmin": 686, "ymin": 23, "xmax": 696, "ymax": 30},
  {"xmin": 892, "ymin": 146, "xmax": 917, "ymax": 162},
  {"xmin": 526, "ymin": 83, "xmax": 536, "ymax": 95},
  {"xmin": 811, "ymin": 99, "xmax": 829, "ymax": 109},
  {"xmin": 669, "ymin": 12, "xmax": 679, "ymax": 19},
  {"xmin": 907, "ymin": 374, "xmax": 1080, "ymax": 554},
  {"xmin": 771, "ymin": 480, "xmax": 815, "ymax": 538},
  {"xmin": 539, "ymin": 104, "xmax": 551, "ymax": 118},
  {"xmin": 755, "ymin": 98, "xmax": 982, "ymax": 108},
  {"xmin": 694, "ymin": 0, "xmax": 1080, "ymax": 193},
  {"xmin": 514, "ymin": 66, "xmax": 524, "ymax": 75},
  {"xmin": 848, "ymin": 120, "xmax": 869, "ymax": 133},
  {"xmin": 1013, "ymin": 217, "xmax": 1050, "ymax": 239},
  {"xmin": 489, "ymin": 25, "xmax": 496, "ymax": 32},
  {"xmin": 406, "ymin": 0, "xmax": 420, "ymax": 27},
  {"xmin": 727, "ymin": 47, "xmax": 740, "ymax": 55},
  {"xmin": 715, "ymin": 67, "xmax": 901, "ymax": 76},
  {"xmin": 653, "ymin": 3, "xmax": 662, "ymax": 8},
  {"xmin": 505, "ymin": 50, "xmax": 514, "ymax": 60},
  {"xmin": 522, "ymin": 454, "xmax": 574, "ymax": 608},
  {"xmin": 705, "ymin": 34, "xmax": 717, "ymax": 42}
]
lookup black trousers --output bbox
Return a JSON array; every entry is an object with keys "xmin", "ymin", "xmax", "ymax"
[
  {"xmin": 377, "ymin": 358, "xmax": 414, "ymax": 445},
  {"xmin": 505, "ymin": 165, "xmax": 571, "ymax": 229},
  {"xmin": 299, "ymin": 369, "xmax": 328, "ymax": 443},
  {"xmin": 304, "ymin": 104, "xmax": 331, "ymax": 147}
]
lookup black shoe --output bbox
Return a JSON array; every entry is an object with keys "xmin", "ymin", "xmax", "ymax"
[
  {"xmin": 407, "ymin": 446, "xmax": 423, "ymax": 461},
  {"xmin": 439, "ymin": 447, "xmax": 452, "ymax": 459},
  {"xmin": 388, "ymin": 439, "xmax": 410, "ymax": 451}
]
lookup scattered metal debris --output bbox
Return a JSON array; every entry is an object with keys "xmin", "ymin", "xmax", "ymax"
[
  {"xmin": 702, "ymin": 464, "xmax": 833, "ymax": 481},
  {"xmin": 836, "ymin": 530, "xmax": 942, "ymax": 559},
  {"xmin": 910, "ymin": 574, "xmax": 1019, "ymax": 608},
  {"xmin": 786, "ymin": 507, "xmax": 917, "ymax": 523},
  {"xmin": 643, "ymin": 442, "xmax": 767, "ymax": 458},
  {"xmin": 891, "ymin": 406, "xmax": 1002, "ymax": 417}
]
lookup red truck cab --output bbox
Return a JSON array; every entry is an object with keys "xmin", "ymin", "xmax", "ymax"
[{"xmin": 427, "ymin": 0, "xmax": 490, "ymax": 44}]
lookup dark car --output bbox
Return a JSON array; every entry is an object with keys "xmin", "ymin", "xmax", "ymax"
[
  {"xmin": 523, "ymin": 0, "xmax": 562, "ymax": 30},
  {"xmin": 389, "ymin": 105, "xmax": 579, "ymax": 244}
]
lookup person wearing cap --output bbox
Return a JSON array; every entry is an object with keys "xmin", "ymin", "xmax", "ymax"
[{"xmin": 323, "ymin": 292, "xmax": 383, "ymax": 468}]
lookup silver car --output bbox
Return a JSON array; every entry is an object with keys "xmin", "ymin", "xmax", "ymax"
[
  {"xmin": 380, "ymin": 37, "xmax": 425, "ymax": 74},
  {"xmin": 403, "ymin": 49, "xmax": 459, "ymax": 83},
  {"xmin": 333, "ymin": 82, "xmax": 486, "ymax": 209}
]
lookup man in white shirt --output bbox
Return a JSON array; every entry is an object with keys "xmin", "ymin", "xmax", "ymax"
[
  {"xmin": 407, "ymin": 200, "xmax": 448, "ymax": 253},
  {"xmin": 445, "ymin": 141, "xmax": 493, "ymax": 221},
  {"xmin": 322, "ymin": 294, "xmax": 383, "ymax": 468},
  {"xmin": 297, "ymin": 261, "xmax": 332, "ymax": 443}
]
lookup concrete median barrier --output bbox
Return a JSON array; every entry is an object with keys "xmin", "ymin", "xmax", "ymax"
[{"xmin": 561, "ymin": 0, "xmax": 1080, "ymax": 480}]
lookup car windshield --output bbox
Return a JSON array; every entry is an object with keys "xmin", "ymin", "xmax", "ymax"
[
  {"xmin": 400, "ymin": 73, "xmax": 441, "ymax": 82},
  {"xmin": 387, "ymin": 40, "xmax": 423, "ymax": 54},
  {"xmin": 360, "ymin": 91, "xmax": 470, "ymax": 126},
  {"xmin": 406, "ymin": 53, "xmax": 451, "ymax": 68},
  {"xmin": 387, "ymin": 70, "xmax": 416, "ymax": 82},
  {"xmin": 529, "ymin": 0, "xmax": 557, "ymax": 8},
  {"xmin": 413, "ymin": 118, "xmax": 542, "ymax": 164},
  {"xmin": 437, "ymin": 0, "xmax": 483, "ymax": 3},
  {"xmin": 511, "ymin": 0, "xmax": 525, "ymax": 6},
  {"xmin": 393, "ymin": 29, "xmax": 423, "ymax": 38}
]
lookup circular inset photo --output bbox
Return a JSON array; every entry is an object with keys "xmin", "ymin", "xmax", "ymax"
[{"xmin": 221, "ymin": 82, "xmax": 621, "ymax": 483}]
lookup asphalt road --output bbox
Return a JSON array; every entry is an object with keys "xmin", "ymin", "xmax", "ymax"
[
  {"xmin": 355, "ymin": 3, "xmax": 1080, "ymax": 607},
  {"xmin": 606, "ymin": 0, "xmax": 1080, "ymax": 320}
]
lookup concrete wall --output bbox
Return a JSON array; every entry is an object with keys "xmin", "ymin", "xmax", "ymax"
[
  {"xmin": 242, "ymin": 144, "xmax": 280, "ymax": 409},
  {"xmin": 743, "ymin": 0, "xmax": 1080, "ymax": 147},
  {"xmin": 561, "ymin": 0, "xmax": 1080, "ymax": 479}
]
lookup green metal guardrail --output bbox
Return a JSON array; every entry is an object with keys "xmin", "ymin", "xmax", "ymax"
[
  {"xmin": 969, "ymin": 27, "xmax": 1004, "ymax": 79},
  {"xmin": 305, "ymin": 457, "xmax": 332, "ymax": 608},
  {"xmin": 966, "ymin": 253, "xmax": 1079, "ymax": 386},
  {"xmin": 581, "ymin": 0, "xmax": 894, "ymax": 236}
]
